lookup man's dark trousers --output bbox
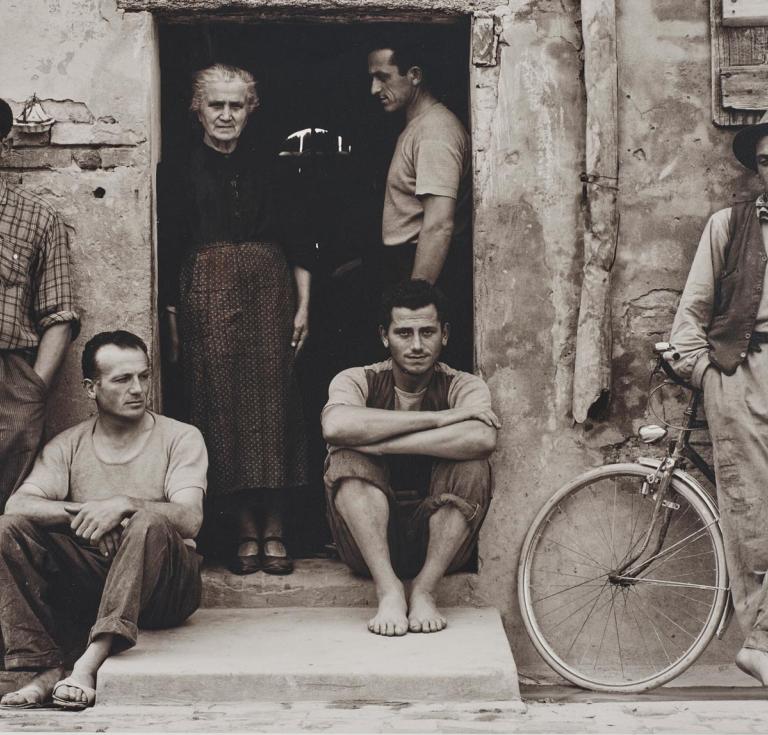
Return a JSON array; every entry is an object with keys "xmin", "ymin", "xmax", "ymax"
[
  {"xmin": 0, "ymin": 351, "xmax": 47, "ymax": 513},
  {"xmin": 0, "ymin": 510, "xmax": 201, "ymax": 670}
]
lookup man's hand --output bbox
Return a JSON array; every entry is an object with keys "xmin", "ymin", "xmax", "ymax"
[
  {"xmin": 437, "ymin": 406, "xmax": 502, "ymax": 430},
  {"xmin": 97, "ymin": 527, "xmax": 123, "ymax": 558},
  {"xmin": 66, "ymin": 496, "xmax": 132, "ymax": 545}
]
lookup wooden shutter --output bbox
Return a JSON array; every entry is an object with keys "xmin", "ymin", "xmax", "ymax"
[{"xmin": 712, "ymin": 0, "xmax": 768, "ymax": 125}]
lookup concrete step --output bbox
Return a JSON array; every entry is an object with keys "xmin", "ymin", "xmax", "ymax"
[
  {"xmin": 97, "ymin": 607, "xmax": 520, "ymax": 705},
  {"xmin": 201, "ymin": 559, "xmax": 484, "ymax": 609}
]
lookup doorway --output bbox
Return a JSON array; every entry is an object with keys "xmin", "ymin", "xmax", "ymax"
[{"xmin": 157, "ymin": 19, "xmax": 472, "ymax": 559}]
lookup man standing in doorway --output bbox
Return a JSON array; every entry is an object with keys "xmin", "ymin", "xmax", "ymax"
[
  {"xmin": 0, "ymin": 97, "xmax": 79, "ymax": 512},
  {"xmin": 322, "ymin": 280, "xmax": 498, "ymax": 636},
  {"xmin": 670, "ymin": 110, "xmax": 768, "ymax": 686},
  {"xmin": 368, "ymin": 36, "xmax": 473, "ymax": 369}
]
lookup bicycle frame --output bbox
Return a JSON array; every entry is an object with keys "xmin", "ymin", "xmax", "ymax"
[{"xmin": 614, "ymin": 368, "xmax": 733, "ymax": 637}]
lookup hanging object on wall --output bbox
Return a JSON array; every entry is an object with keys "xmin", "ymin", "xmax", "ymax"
[
  {"xmin": 572, "ymin": 0, "xmax": 619, "ymax": 423},
  {"xmin": 14, "ymin": 93, "xmax": 55, "ymax": 135}
]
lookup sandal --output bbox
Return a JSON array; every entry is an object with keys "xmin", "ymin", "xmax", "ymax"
[
  {"xmin": 261, "ymin": 535, "xmax": 294, "ymax": 575},
  {"xmin": 0, "ymin": 683, "xmax": 53, "ymax": 710},
  {"xmin": 228, "ymin": 535, "xmax": 261, "ymax": 575},
  {"xmin": 51, "ymin": 676, "xmax": 96, "ymax": 711}
]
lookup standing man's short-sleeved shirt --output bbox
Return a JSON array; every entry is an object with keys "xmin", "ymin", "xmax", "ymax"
[
  {"xmin": 382, "ymin": 103, "xmax": 471, "ymax": 248},
  {"xmin": 24, "ymin": 412, "xmax": 208, "ymax": 544},
  {"xmin": 323, "ymin": 359, "xmax": 491, "ymax": 419},
  {"xmin": 0, "ymin": 178, "xmax": 79, "ymax": 350}
]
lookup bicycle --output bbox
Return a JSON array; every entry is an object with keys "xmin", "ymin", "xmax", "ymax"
[{"xmin": 517, "ymin": 343, "xmax": 732, "ymax": 693}]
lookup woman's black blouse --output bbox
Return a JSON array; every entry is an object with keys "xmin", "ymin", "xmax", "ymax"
[{"xmin": 159, "ymin": 140, "xmax": 313, "ymax": 307}]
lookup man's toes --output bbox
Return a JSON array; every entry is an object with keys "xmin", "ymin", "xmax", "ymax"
[
  {"xmin": 409, "ymin": 618, "xmax": 423, "ymax": 632},
  {"xmin": 394, "ymin": 621, "xmax": 408, "ymax": 636}
]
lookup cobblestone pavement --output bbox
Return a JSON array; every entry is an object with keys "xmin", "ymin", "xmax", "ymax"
[{"xmin": 0, "ymin": 695, "xmax": 766, "ymax": 733}]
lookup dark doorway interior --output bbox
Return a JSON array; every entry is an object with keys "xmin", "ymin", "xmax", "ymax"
[{"xmin": 158, "ymin": 20, "xmax": 471, "ymax": 560}]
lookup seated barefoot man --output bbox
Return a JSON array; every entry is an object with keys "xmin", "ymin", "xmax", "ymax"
[
  {"xmin": 0, "ymin": 330, "xmax": 207, "ymax": 710},
  {"xmin": 669, "ymin": 110, "xmax": 768, "ymax": 685},
  {"xmin": 321, "ymin": 279, "xmax": 499, "ymax": 636}
]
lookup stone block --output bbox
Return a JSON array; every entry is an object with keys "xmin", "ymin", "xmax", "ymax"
[
  {"xmin": 201, "ymin": 560, "xmax": 486, "ymax": 608},
  {"xmin": 97, "ymin": 607, "xmax": 521, "ymax": 704}
]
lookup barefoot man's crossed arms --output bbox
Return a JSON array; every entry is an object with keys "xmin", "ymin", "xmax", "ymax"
[{"xmin": 321, "ymin": 279, "xmax": 499, "ymax": 636}]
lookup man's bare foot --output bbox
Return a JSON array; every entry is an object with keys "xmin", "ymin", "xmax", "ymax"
[
  {"xmin": 0, "ymin": 666, "xmax": 64, "ymax": 707},
  {"xmin": 736, "ymin": 647, "xmax": 768, "ymax": 685},
  {"xmin": 408, "ymin": 587, "xmax": 447, "ymax": 633},
  {"xmin": 52, "ymin": 666, "xmax": 97, "ymax": 708},
  {"xmin": 368, "ymin": 582, "xmax": 408, "ymax": 636}
]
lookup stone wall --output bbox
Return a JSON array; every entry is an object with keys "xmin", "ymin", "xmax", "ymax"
[
  {"xmin": 0, "ymin": 0, "xmax": 157, "ymax": 435},
  {"xmin": 0, "ymin": 0, "xmax": 752, "ymax": 673}
]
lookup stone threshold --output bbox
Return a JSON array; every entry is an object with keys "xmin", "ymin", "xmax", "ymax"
[{"xmin": 201, "ymin": 558, "xmax": 485, "ymax": 608}]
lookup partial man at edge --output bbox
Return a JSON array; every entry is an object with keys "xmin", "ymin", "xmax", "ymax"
[
  {"xmin": 321, "ymin": 279, "xmax": 499, "ymax": 637},
  {"xmin": 0, "ymin": 97, "xmax": 79, "ymax": 512},
  {"xmin": 669, "ymin": 109, "xmax": 768, "ymax": 686},
  {"xmin": 0, "ymin": 330, "xmax": 207, "ymax": 710},
  {"xmin": 368, "ymin": 36, "xmax": 473, "ymax": 371}
]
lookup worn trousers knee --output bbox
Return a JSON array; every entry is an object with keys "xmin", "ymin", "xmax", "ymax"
[{"xmin": 89, "ymin": 510, "xmax": 201, "ymax": 653}]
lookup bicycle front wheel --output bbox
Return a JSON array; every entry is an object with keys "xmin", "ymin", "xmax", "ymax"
[{"xmin": 518, "ymin": 463, "xmax": 728, "ymax": 692}]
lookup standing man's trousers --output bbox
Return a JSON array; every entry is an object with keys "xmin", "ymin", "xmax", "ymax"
[
  {"xmin": 704, "ymin": 347, "xmax": 768, "ymax": 652},
  {"xmin": 0, "ymin": 351, "xmax": 46, "ymax": 513},
  {"xmin": 0, "ymin": 510, "xmax": 201, "ymax": 669}
]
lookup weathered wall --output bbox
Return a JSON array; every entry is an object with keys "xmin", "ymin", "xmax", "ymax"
[
  {"xmin": 0, "ymin": 0, "xmax": 156, "ymax": 434},
  {"xmin": 472, "ymin": 0, "xmax": 751, "ymax": 675},
  {"xmin": 0, "ymin": 0, "xmax": 749, "ymax": 676}
]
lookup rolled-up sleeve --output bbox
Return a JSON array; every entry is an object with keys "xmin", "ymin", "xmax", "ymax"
[
  {"xmin": 669, "ymin": 209, "xmax": 730, "ymax": 388},
  {"xmin": 34, "ymin": 211, "xmax": 79, "ymax": 339}
]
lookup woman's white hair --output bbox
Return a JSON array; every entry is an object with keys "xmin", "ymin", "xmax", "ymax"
[{"xmin": 190, "ymin": 63, "xmax": 260, "ymax": 115}]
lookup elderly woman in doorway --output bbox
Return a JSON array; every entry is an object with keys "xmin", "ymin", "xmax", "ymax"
[{"xmin": 160, "ymin": 63, "xmax": 311, "ymax": 576}]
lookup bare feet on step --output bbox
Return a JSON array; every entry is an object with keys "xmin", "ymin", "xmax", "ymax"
[
  {"xmin": 408, "ymin": 587, "xmax": 447, "ymax": 633},
  {"xmin": 0, "ymin": 666, "xmax": 64, "ymax": 707},
  {"xmin": 368, "ymin": 581, "xmax": 408, "ymax": 636},
  {"xmin": 736, "ymin": 647, "xmax": 768, "ymax": 685}
]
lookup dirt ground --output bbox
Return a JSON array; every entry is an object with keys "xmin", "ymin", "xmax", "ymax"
[{"xmin": 0, "ymin": 685, "xmax": 766, "ymax": 734}]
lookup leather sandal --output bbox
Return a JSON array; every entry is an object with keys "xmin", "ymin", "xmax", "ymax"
[
  {"xmin": 228, "ymin": 536, "xmax": 261, "ymax": 575},
  {"xmin": 261, "ymin": 535, "xmax": 294, "ymax": 575}
]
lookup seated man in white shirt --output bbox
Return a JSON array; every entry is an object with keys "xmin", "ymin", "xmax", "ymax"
[
  {"xmin": 322, "ymin": 280, "xmax": 499, "ymax": 637},
  {"xmin": 0, "ymin": 330, "xmax": 207, "ymax": 710}
]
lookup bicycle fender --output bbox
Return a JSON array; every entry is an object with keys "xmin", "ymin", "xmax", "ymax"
[{"xmin": 636, "ymin": 457, "xmax": 720, "ymax": 522}]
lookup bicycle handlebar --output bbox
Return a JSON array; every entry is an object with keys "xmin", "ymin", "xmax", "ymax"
[{"xmin": 652, "ymin": 342, "xmax": 696, "ymax": 390}]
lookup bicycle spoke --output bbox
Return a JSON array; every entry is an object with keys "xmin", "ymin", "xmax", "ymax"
[
  {"xmin": 623, "ymin": 521, "xmax": 717, "ymax": 576},
  {"xmin": 564, "ymin": 580, "xmax": 612, "ymax": 661},
  {"xmin": 592, "ymin": 587, "xmax": 619, "ymax": 671},
  {"xmin": 634, "ymin": 587, "xmax": 697, "ymax": 641},
  {"xmin": 535, "ymin": 533, "xmax": 609, "ymax": 572},
  {"xmin": 631, "ymin": 586, "xmax": 674, "ymax": 666},
  {"xmin": 551, "ymin": 502, "xmax": 611, "ymax": 570},
  {"xmin": 616, "ymin": 576, "xmax": 723, "ymax": 592}
]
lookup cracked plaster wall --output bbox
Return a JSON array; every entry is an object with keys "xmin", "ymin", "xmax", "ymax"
[{"xmin": 0, "ymin": 0, "xmax": 156, "ymax": 434}]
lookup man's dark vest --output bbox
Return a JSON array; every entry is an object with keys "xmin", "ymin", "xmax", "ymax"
[
  {"xmin": 364, "ymin": 365, "xmax": 455, "ymax": 496},
  {"xmin": 365, "ymin": 366, "xmax": 454, "ymax": 411},
  {"xmin": 708, "ymin": 200, "xmax": 768, "ymax": 374}
]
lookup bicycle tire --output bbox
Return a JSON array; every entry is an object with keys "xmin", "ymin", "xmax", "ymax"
[{"xmin": 518, "ymin": 463, "xmax": 728, "ymax": 692}]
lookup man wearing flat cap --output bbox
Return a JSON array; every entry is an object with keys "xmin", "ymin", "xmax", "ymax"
[
  {"xmin": 669, "ymin": 110, "xmax": 768, "ymax": 685},
  {"xmin": 0, "ymin": 97, "xmax": 79, "ymax": 512}
]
